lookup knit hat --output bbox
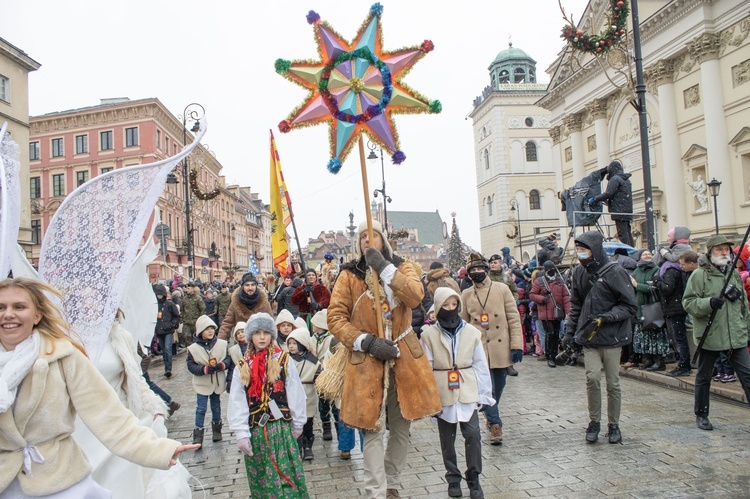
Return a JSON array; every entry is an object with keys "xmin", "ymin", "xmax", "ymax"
[
  {"xmin": 429, "ymin": 261, "xmax": 443, "ymax": 270},
  {"xmin": 293, "ymin": 317, "xmax": 308, "ymax": 331},
  {"xmin": 543, "ymin": 260, "xmax": 556, "ymax": 271},
  {"xmin": 246, "ymin": 312, "xmax": 277, "ymax": 340},
  {"xmin": 466, "ymin": 252, "xmax": 488, "ymax": 271},
  {"xmin": 357, "ymin": 220, "xmax": 393, "ymax": 259},
  {"xmin": 275, "ymin": 309, "xmax": 295, "ymax": 327},
  {"xmin": 287, "ymin": 328, "xmax": 312, "ymax": 351},
  {"xmin": 310, "ymin": 309, "xmax": 328, "ymax": 331},
  {"xmin": 305, "ymin": 268, "xmax": 318, "ymax": 277},
  {"xmin": 195, "ymin": 315, "xmax": 216, "ymax": 338},
  {"xmin": 233, "ymin": 321, "xmax": 247, "ymax": 342},
  {"xmin": 241, "ymin": 273, "xmax": 257, "ymax": 285}
]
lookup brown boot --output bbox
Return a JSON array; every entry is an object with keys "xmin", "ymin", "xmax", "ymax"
[{"xmin": 490, "ymin": 424, "xmax": 503, "ymax": 445}]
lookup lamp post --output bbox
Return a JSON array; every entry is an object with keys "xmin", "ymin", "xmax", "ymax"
[
  {"xmin": 367, "ymin": 140, "xmax": 391, "ymax": 232},
  {"xmin": 509, "ymin": 198, "xmax": 523, "ymax": 262},
  {"xmin": 229, "ymin": 222, "xmax": 236, "ymax": 269},
  {"xmin": 180, "ymin": 103, "xmax": 204, "ymax": 280},
  {"xmin": 347, "ymin": 211, "xmax": 357, "ymax": 261},
  {"xmin": 708, "ymin": 177, "xmax": 722, "ymax": 235}
]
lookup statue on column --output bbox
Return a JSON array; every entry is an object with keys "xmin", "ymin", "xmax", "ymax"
[{"xmin": 685, "ymin": 175, "xmax": 709, "ymax": 212}]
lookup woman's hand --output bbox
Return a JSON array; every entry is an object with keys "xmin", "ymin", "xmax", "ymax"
[
  {"xmin": 630, "ymin": 276, "xmax": 637, "ymax": 287},
  {"xmin": 169, "ymin": 444, "xmax": 201, "ymax": 466}
]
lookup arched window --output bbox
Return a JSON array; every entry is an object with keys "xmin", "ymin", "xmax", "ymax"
[
  {"xmin": 525, "ymin": 141, "xmax": 537, "ymax": 162},
  {"xmin": 529, "ymin": 189, "xmax": 541, "ymax": 210},
  {"xmin": 514, "ymin": 68, "xmax": 525, "ymax": 83},
  {"xmin": 487, "ymin": 196, "xmax": 493, "ymax": 217},
  {"xmin": 529, "ymin": 70, "xmax": 536, "ymax": 83},
  {"xmin": 484, "ymin": 148, "xmax": 490, "ymax": 170},
  {"xmin": 499, "ymin": 70, "xmax": 509, "ymax": 84}
]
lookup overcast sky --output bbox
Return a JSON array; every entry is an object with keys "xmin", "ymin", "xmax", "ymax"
[{"xmin": 1, "ymin": 0, "xmax": 588, "ymax": 250}]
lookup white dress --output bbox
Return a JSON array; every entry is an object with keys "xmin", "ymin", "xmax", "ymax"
[{"xmin": 72, "ymin": 323, "xmax": 190, "ymax": 499}]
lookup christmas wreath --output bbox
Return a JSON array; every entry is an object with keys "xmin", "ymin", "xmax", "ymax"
[
  {"xmin": 561, "ymin": 0, "xmax": 629, "ymax": 55},
  {"xmin": 189, "ymin": 169, "xmax": 220, "ymax": 200}
]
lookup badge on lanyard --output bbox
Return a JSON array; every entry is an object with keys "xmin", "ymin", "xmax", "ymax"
[
  {"xmin": 157, "ymin": 310, "xmax": 162, "ymax": 319},
  {"xmin": 208, "ymin": 357, "xmax": 218, "ymax": 366},
  {"xmin": 381, "ymin": 300, "xmax": 392, "ymax": 319},
  {"xmin": 480, "ymin": 313, "xmax": 490, "ymax": 330},
  {"xmin": 447, "ymin": 369, "xmax": 460, "ymax": 390}
]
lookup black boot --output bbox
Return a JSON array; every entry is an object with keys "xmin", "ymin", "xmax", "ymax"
[
  {"xmin": 211, "ymin": 421, "xmax": 223, "ymax": 442},
  {"xmin": 447, "ymin": 479, "xmax": 462, "ymax": 498},
  {"xmin": 192, "ymin": 428, "xmax": 204, "ymax": 448},
  {"xmin": 646, "ymin": 357, "xmax": 666, "ymax": 372},
  {"xmin": 639, "ymin": 355, "xmax": 654, "ymax": 370},
  {"xmin": 303, "ymin": 435, "xmax": 315, "ymax": 461},
  {"xmin": 297, "ymin": 436, "xmax": 305, "ymax": 459},
  {"xmin": 466, "ymin": 471, "xmax": 484, "ymax": 499},
  {"xmin": 322, "ymin": 422, "xmax": 333, "ymax": 441}
]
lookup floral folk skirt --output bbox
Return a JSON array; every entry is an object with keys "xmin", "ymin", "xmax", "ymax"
[
  {"xmin": 632, "ymin": 322, "xmax": 670, "ymax": 356},
  {"xmin": 244, "ymin": 419, "xmax": 309, "ymax": 499}
]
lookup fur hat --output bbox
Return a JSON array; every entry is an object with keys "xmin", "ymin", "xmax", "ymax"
[
  {"xmin": 232, "ymin": 321, "xmax": 247, "ymax": 342},
  {"xmin": 466, "ymin": 252, "xmax": 488, "ymax": 271},
  {"xmin": 310, "ymin": 309, "xmax": 328, "ymax": 331},
  {"xmin": 275, "ymin": 309, "xmax": 295, "ymax": 327},
  {"xmin": 241, "ymin": 273, "xmax": 257, "ymax": 285},
  {"xmin": 287, "ymin": 328, "xmax": 312, "ymax": 351},
  {"xmin": 293, "ymin": 317, "xmax": 308, "ymax": 331},
  {"xmin": 246, "ymin": 312, "xmax": 277, "ymax": 340},
  {"xmin": 357, "ymin": 220, "xmax": 393, "ymax": 259},
  {"xmin": 195, "ymin": 315, "xmax": 216, "ymax": 338}
]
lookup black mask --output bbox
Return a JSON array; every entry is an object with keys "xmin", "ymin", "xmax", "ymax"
[
  {"xmin": 546, "ymin": 272, "xmax": 556, "ymax": 279},
  {"xmin": 469, "ymin": 271, "xmax": 487, "ymax": 283},
  {"xmin": 437, "ymin": 307, "xmax": 461, "ymax": 331}
]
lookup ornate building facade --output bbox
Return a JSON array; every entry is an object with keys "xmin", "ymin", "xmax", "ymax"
[
  {"xmin": 538, "ymin": 0, "xmax": 750, "ymax": 247},
  {"xmin": 470, "ymin": 44, "xmax": 559, "ymax": 261}
]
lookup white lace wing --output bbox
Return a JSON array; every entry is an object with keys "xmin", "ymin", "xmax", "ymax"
[
  {"xmin": 120, "ymin": 217, "xmax": 160, "ymax": 349},
  {"xmin": 38, "ymin": 118, "xmax": 208, "ymax": 364},
  {"xmin": 0, "ymin": 122, "xmax": 21, "ymax": 278}
]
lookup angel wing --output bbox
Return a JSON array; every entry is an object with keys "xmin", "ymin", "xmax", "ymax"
[
  {"xmin": 38, "ymin": 118, "xmax": 208, "ymax": 365},
  {"xmin": 119, "ymin": 214, "xmax": 160, "ymax": 349},
  {"xmin": 0, "ymin": 122, "xmax": 21, "ymax": 278}
]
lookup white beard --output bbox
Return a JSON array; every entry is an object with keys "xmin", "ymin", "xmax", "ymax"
[{"xmin": 710, "ymin": 255, "xmax": 730, "ymax": 267}]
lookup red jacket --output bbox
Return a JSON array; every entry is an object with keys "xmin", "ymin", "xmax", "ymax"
[
  {"xmin": 529, "ymin": 276, "xmax": 571, "ymax": 321},
  {"xmin": 291, "ymin": 281, "xmax": 331, "ymax": 317}
]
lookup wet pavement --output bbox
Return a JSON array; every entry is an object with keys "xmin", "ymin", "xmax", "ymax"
[{"xmin": 156, "ymin": 350, "xmax": 750, "ymax": 498}]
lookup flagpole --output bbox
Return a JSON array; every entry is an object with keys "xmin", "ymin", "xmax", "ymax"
[
  {"xmin": 288, "ymin": 208, "xmax": 306, "ymax": 274},
  {"xmin": 357, "ymin": 136, "xmax": 385, "ymax": 340}
]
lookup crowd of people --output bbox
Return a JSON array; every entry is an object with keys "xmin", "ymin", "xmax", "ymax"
[{"xmin": 3, "ymin": 219, "xmax": 750, "ymax": 499}]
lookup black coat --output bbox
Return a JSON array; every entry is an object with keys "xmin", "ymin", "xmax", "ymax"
[
  {"xmin": 593, "ymin": 172, "xmax": 633, "ymax": 221},
  {"xmin": 276, "ymin": 278, "xmax": 302, "ymax": 316},
  {"xmin": 154, "ymin": 297, "xmax": 180, "ymax": 335},
  {"xmin": 566, "ymin": 231, "xmax": 637, "ymax": 348},
  {"xmin": 654, "ymin": 264, "xmax": 686, "ymax": 318}
]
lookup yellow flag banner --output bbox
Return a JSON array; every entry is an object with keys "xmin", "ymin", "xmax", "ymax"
[{"xmin": 270, "ymin": 130, "xmax": 291, "ymax": 274}]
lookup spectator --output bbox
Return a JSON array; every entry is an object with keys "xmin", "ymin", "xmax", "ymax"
[
  {"xmin": 631, "ymin": 249, "xmax": 669, "ymax": 372},
  {"xmin": 153, "ymin": 284, "xmax": 181, "ymax": 378},
  {"xmin": 291, "ymin": 269, "xmax": 331, "ymax": 326},
  {"xmin": 529, "ymin": 261, "xmax": 571, "ymax": 368},
  {"xmin": 276, "ymin": 277, "xmax": 302, "ymax": 317}
]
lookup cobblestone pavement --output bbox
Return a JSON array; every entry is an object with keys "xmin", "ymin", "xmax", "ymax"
[{"xmin": 157, "ymin": 351, "xmax": 750, "ymax": 498}]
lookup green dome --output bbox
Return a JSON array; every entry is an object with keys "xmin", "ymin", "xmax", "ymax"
[{"xmin": 493, "ymin": 43, "xmax": 535, "ymax": 65}]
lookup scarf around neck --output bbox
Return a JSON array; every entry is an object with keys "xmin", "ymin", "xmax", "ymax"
[
  {"xmin": 0, "ymin": 331, "xmax": 40, "ymax": 413},
  {"xmin": 238, "ymin": 289, "xmax": 261, "ymax": 310}
]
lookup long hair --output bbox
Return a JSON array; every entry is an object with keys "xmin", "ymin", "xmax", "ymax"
[{"xmin": 0, "ymin": 278, "xmax": 87, "ymax": 356}]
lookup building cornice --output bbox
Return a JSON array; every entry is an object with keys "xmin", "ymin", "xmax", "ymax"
[{"xmin": 0, "ymin": 38, "xmax": 41, "ymax": 72}]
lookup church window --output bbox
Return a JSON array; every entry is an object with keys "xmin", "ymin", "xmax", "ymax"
[
  {"xmin": 499, "ymin": 70, "xmax": 509, "ymax": 84},
  {"xmin": 514, "ymin": 68, "xmax": 525, "ymax": 83},
  {"xmin": 525, "ymin": 141, "xmax": 537, "ymax": 162},
  {"xmin": 529, "ymin": 190, "xmax": 541, "ymax": 210}
]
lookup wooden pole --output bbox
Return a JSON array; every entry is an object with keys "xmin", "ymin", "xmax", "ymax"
[{"xmin": 357, "ymin": 136, "xmax": 386, "ymax": 340}]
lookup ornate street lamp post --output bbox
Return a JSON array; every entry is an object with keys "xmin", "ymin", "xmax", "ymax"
[
  {"xmin": 708, "ymin": 178, "xmax": 722, "ymax": 235},
  {"xmin": 180, "ymin": 103, "xmax": 204, "ymax": 279},
  {"xmin": 367, "ymin": 140, "xmax": 391, "ymax": 232}
]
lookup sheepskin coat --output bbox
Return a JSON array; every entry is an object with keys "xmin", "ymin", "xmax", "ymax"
[{"xmin": 218, "ymin": 288, "xmax": 273, "ymax": 340}]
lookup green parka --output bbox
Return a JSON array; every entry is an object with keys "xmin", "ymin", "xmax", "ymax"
[
  {"xmin": 181, "ymin": 292, "xmax": 206, "ymax": 326},
  {"xmin": 632, "ymin": 262, "xmax": 658, "ymax": 318},
  {"xmin": 682, "ymin": 254, "xmax": 750, "ymax": 351}
]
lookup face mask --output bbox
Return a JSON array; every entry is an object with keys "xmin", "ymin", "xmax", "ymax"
[
  {"xmin": 437, "ymin": 307, "xmax": 461, "ymax": 330},
  {"xmin": 469, "ymin": 271, "xmax": 487, "ymax": 283},
  {"xmin": 577, "ymin": 250, "xmax": 595, "ymax": 267},
  {"xmin": 576, "ymin": 251, "xmax": 591, "ymax": 260},
  {"xmin": 546, "ymin": 272, "xmax": 556, "ymax": 279}
]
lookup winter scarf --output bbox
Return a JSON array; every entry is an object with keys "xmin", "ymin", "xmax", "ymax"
[
  {"xmin": 238, "ymin": 289, "xmax": 261, "ymax": 310},
  {"xmin": 0, "ymin": 331, "xmax": 40, "ymax": 413},
  {"xmin": 436, "ymin": 307, "xmax": 462, "ymax": 333}
]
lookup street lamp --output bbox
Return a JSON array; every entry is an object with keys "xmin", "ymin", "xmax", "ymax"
[
  {"xmin": 367, "ymin": 140, "xmax": 391, "ymax": 232},
  {"xmin": 347, "ymin": 211, "xmax": 356, "ymax": 261},
  {"xmin": 180, "ymin": 103, "xmax": 204, "ymax": 279},
  {"xmin": 229, "ymin": 222, "xmax": 236, "ymax": 269},
  {"xmin": 708, "ymin": 177, "xmax": 722, "ymax": 235},
  {"xmin": 509, "ymin": 199, "xmax": 523, "ymax": 262}
]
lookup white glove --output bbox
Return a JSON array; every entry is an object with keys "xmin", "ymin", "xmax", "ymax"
[
  {"xmin": 292, "ymin": 427, "xmax": 303, "ymax": 439},
  {"xmin": 237, "ymin": 437, "xmax": 253, "ymax": 456}
]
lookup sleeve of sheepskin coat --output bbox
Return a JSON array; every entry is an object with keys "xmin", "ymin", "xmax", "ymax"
[{"xmin": 64, "ymin": 348, "xmax": 179, "ymax": 469}]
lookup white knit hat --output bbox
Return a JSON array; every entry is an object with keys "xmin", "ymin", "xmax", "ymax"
[
  {"xmin": 357, "ymin": 220, "xmax": 393, "ymax": 259},
  {"xmin": 195, "ymin": 315, "xmax": 216, "ymax": 338},
  {"xmin": 293, "ymin": 317, "xmax": 308, "ymax": 331},
  {"xmin": 287, "ymin": 328, "xmax": 313, "ymax": 351},
  {"xmin": 275, "ymin": 309, "xmax": 295, "ymax": 326}
]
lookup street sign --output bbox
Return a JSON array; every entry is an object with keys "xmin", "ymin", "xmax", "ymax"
[
  {"xmin": 155, "ymin": 223, "xmax": 170, "ymax": 239},
  {"xmin": 201, "ymin": 258, "xmax": 209, "ymax": 266}
]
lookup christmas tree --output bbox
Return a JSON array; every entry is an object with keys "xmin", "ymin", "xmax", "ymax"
[{"xmin": 447, "ymin": 212, "xmax": 465, "ymax": 272}]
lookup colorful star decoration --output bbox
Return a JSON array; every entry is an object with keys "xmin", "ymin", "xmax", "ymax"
[{"xmin": 276, "ymin": 3, "xmax": 441, "ymax": 174}]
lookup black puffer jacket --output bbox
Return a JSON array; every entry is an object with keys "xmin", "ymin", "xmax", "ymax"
[
  {"xmin": 654, "ymin": 263, "xmax": 686, "ymax": 318},
  {"xmin": 566, "ymin": 231, "xmax": 637, "ymax": 348},
  {"xmin": 275, "ymin": 278, "xmax": 302, "ymax": 316},
  {"xmin": 593, "ymin": 164, "xmax": 633, "ymax": 221},
  {"xmin": 153, "ymin": 284, "xmax": 180, "ymax": 335},
  {"xmin": 536, "ymin": 239, "xmax": 563, "ymax": 267}
]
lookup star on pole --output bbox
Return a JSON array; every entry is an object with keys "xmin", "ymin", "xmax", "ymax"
[{"xmin": 275, "ymin": 3, "xmax": 441, "ymax": 173}]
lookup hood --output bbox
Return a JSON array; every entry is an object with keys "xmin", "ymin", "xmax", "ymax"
[
  {"xmin": 291, "ymin": 278, "xmax": 303, "ymax": 288},
  {"xmin": 153, "ymin": 284, "xmax": 167, "ymax": 297},
  {"xmin": 617, "ymin": 255, "xmax": 637, "ymax": 271},
  {"xmin": 195, "ymin": 315, "xmax": 216, "ymax": 338},
  {"xmin": 501, "ymin": 247, "xmax": 510, "ymax": 254},
  {"xmin": 275, "ymin": 309, "xmax": 295, "ymax": 326},
  {"xmin": 293, "ymin": 317, "xmax": 308, "ymax": 331},
  {"xmin": 574, "ymin": 230, "xmax": 606, "ymax": 272},
  {"xmin": 705, "ymin": 234, "xmax": 735, "ymax": 254},
  {"xmin": 433, "ymin": 286, "xmax": 463, "ymax": 314},
  {"xmin": 310, "ymin": 309, "xmax": 328, "ymax": 331},
  {"xmin": 539, "ymin": 239, "xmax": 557, "ymax": 250},
  {"xmin": 426, "ymin": 267, "xmax": 451, "ymax": 282},
  {"xmin": 740, "ymin": 242, "xmax": 750, "ymax": 266},
  {"xmin": 232, "ymin": 321, "xmax": 247, "ymax": 342},
  {"xmin": 669, "ymin": 226, "xmax": 691, "ymax": 245},
  {"xmin": 287, "ymin": 327, "xmax": 312, "ymax": 351},
  {"xmin": 658, "ymin": 260, "xmax": 681, "ymax": 277}
]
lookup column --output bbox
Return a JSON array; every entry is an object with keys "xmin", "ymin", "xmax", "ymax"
[
  {"xmin": 648, "ymin": 59, "xmax": 687, "ymax": 227},
  {"xmin": 586, "ymin": 99, "xmax": 610, "ymax": 168},
  {"xmin": 564, "ymin": 113, "xmax": 585, "ymax": 180},
  {"xmin": 689, "ymin": 33, "xmax": 735, "ymax": 226},
  {"xmin": 549, "ymin": 126, "xmax": 567, "ymax": 229}
]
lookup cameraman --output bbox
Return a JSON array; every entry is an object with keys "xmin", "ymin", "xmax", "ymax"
[{"xmin": 682, "ymin": 235, "xmax": 750, "ymax": 431}]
